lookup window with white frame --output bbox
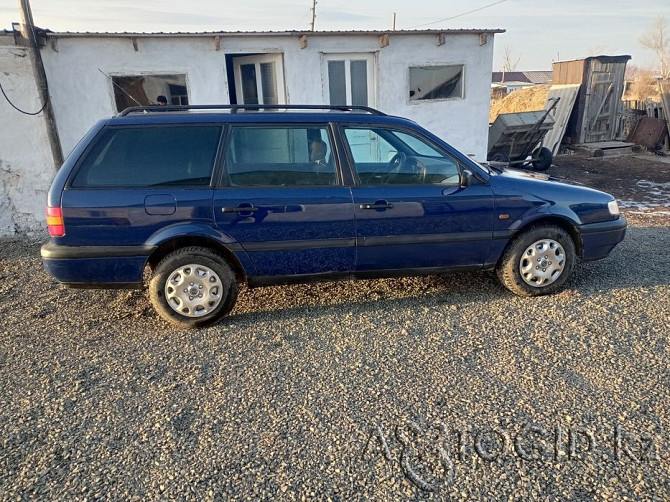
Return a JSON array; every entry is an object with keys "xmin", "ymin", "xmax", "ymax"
[
  {"xmin": 232, "ymin": 54, "xmax": 286, "ymax": 105},
  {"xmin": 409, "ymin": 65, "xmax": 464, "ymax": 101},
  {"xmin": 323, "ymin": 54, "xmax": 375, "ymax": 107}
]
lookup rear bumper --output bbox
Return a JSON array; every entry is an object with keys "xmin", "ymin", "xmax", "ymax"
[
  {"xmin": 577, "ymin": 217, "xmax": 627, "ymax": 261},
  {"xmin": 41, "ymin": 242, "xmax": 155, "ymax": 287}
]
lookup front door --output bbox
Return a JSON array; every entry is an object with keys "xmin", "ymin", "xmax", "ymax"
[
  {"xmin": 340, "ymin": 125, "xmax": 495, "ymax": 271},
  {"xmin": 232, "ymin": 54, "xmax": 286, "ymax": 105},
  {"xmin": 214, "ymin": 124, "xmax": 355, "ymax": 278}
]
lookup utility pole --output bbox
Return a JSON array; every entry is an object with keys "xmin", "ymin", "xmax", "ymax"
[
  {"xmin": 17, "ymin": 0, "xmax": 63, "ymax": 168},
  {"xmin": 310, "ymin": 0, "xmax": 317, "ymax": 32}
]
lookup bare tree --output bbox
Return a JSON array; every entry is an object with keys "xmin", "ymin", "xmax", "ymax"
[
  {"xmin": 586, "ymin": 44, "xmax": 614, "ymax": 57},
  {"xmin": 502, "ymin": 45, "xmax": 521, "ymax": 73},
  {"xmin": 639, "ymin": 15, "xmax": 669, "ymax": 78},
  {"xmin": 623, "ymin": 65, "xmax": 658, "ymax": 102}
]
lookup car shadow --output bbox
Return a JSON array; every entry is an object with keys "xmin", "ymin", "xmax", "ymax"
[
  {"xmin": 227, "ymin": 270, "xmax": 501, "ymax": 325},
  {"xmin": 225, "ymin": 225, "xmax": 668, "ymax": 325}
]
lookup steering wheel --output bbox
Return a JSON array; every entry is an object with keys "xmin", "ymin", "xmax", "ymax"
[{"xmin": 382, "ymin": 152, "xmax": 407, "ymax": 184}]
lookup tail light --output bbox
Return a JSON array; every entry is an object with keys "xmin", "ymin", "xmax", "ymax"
[{"xmin": 46, "ymin": 206, "xmax": 65, "ymax": 237}]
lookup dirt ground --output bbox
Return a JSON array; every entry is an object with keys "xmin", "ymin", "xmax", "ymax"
[{"xmin": 546, "ymin": 150, "xmax": 670, "ymax": 226}]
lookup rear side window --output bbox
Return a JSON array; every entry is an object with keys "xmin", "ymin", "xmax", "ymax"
[
  {"xmin": 71, "ymin": 126, "xmax": 222, "ymax": 187},
  {"xmin": 224, "ymin": 126, "xmax": 337, "ymax": 186}
]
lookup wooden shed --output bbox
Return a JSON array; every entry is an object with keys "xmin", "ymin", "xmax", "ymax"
[{"xmin": 552, "ymin": 55, "xmax": 631, "ymax": 144}]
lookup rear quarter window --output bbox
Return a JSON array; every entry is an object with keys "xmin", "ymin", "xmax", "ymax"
[{"xmin": 71, "ymin": 125, "xmax": 222, "ymax": 187}]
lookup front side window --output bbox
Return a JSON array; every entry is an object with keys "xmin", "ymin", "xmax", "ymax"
[
  {"xmin": 343, "ymin": 127, "xmax": 461, "ymax": 185},
  {"xmin": 72, "ymin": 126, "xmax": 221, "ymax": 187},
  {"xmin": 409, "ymin": 65, "xmax": 464, "ymax": 101},
  {"xmin": 225, "ymin": 126, "xmax": 337, "ymax": 186}
]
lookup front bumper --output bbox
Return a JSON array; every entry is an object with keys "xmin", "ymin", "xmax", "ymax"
[{"xmin": 577, "ymin": 217, "xmax": 627, "ymax": 261}]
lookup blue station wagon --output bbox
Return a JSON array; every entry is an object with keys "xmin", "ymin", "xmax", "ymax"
[{"xmin": 41, "ymin": 105, "xmax": 626, "ymax": 328}]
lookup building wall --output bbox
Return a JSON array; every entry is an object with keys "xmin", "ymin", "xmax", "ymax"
[
  {"xmin": 42, "ymin": 32, "xmax": 495, "ymax": 160},
  {"xmin": 0, "ymin": 31, "xmax": 496, "ymax": 237},
  {"xmin": 0, "ymin": 38, "xmax": 54, "ymax": 236}
]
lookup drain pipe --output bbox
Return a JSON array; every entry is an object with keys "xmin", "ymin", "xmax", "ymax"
[{"xmin": 17, "ymin": 0, "xmax": 64, "ymax": 168}]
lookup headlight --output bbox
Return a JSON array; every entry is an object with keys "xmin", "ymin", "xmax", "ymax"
[{"xmin": 608, "ymin": 200, "xmax": 620, "ymax": 217}]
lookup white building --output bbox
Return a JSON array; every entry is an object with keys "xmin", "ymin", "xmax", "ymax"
[{"xmin": 0, "ymin": 28, "xmax": 503, "ymax": 236}]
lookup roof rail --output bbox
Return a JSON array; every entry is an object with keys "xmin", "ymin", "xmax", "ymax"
[{"xmin": 117, "ymin": 104, "xmax": 386, "ymax": 117}]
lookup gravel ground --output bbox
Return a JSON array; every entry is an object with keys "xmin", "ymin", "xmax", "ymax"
[{"xmin": 1, "ymin": 156, "xmax": 669, "ymax": 500}]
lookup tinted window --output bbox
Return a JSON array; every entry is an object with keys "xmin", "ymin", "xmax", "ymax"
[
  {"xmin": 72, "ymin": 126, "xmax": 221, "ymax": 187},
  {"xmin": 344, "ymin": 127, "xmax": 461, "ymax": 185},
  {"xmin": 225, "ymin": 126, "xmax": 337, "ymax": 186}
]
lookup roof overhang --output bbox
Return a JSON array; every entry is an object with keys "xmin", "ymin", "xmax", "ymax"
[{"xmin": 47, "ymin": 28, "xmax": 505, "ymax": 39}]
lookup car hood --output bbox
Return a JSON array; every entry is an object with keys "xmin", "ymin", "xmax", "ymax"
[
  {"xmin": 494, "ymin": 166, "xmax": 585, "ymax": 187},
  {"xmin": 487, "ymin": 166, "xmax": 617, "ymax": 225}
]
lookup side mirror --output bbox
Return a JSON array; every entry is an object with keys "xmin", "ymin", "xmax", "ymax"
[{"xmin": 460, "ymin": 169, "xmax": 474, "ymax": 187}]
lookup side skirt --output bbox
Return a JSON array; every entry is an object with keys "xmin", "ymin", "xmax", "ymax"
[{"xmin": 247, "ymin": 264, "xmax": 485, "ymax": 288}]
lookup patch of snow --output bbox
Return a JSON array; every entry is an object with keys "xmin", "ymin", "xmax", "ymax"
[{"xmin": 618, "ymin": 179, "xmax": 670, "ymax": 209}]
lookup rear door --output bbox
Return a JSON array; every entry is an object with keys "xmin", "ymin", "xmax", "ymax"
[
  {"xmin": 340, "ymin": 125, "xmax": 495, "ymax": 271},
  {"xmin": 213, "ymin": 124, "xmax": 356, "ymax": 277}
]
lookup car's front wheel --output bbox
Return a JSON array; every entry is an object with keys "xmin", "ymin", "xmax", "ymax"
[
  {"xmin": 149, "ymin": 247, "xmax": 238, "ymax": 328},
  {"xmin": 496, "ymin": 225, "xmax": 576, "ymax": 296}
]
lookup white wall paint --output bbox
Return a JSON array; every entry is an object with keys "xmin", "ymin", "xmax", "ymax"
[
  {"xmin": 42, "ymin": 32, "xmax": 495, "ymax": 159},
  {"xmin": 0, "ymin": 39, "xmax": 54, "ymax": 236}
]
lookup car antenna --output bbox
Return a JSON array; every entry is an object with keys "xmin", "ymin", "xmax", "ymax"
[{"xmin": 97, "ymin": 68, "xmax": 144, "ymax": 107}]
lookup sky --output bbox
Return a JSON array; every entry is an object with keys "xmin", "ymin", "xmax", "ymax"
[{"xmin": 0, "ymin": 0, "xmax": 667, "ymax": 71}]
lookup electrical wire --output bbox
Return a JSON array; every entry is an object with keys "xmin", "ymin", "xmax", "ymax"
[
  {"xmin": 0, "ymin": 80, "xmax": 46, "ymax": 115},
  {"xmin": 404, "ymin": 0, "xmax": 507, "ymax": 29},
  {"xmin": 1, "ymin": 22, "xmax": 50, "ymax": 116}
]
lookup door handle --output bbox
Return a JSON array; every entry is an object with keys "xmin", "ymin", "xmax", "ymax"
[
  {"xmin": 359, "ymin": 202, "xmax": 393, "ymax": 210},
  {"xmin": 222, "ymin": 205, "xmax": 259, "ymax": 213}
]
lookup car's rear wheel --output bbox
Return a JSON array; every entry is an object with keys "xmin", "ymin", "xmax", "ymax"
[
  {"xmin": 496, "ymin": 225, "xmax": 576, "ymax": 296},
  {"xmin": 149, "ymin": 247, "xmax": 238, "ymax": 328}
]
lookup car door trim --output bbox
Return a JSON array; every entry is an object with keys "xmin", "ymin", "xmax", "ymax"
[
  {"xmin": 359, "ymin": 231, "xmax": 492, "ymax": 247},
  {"xmin": 240, "ymin": 237, "xmax": 356, "ymax": 252}
]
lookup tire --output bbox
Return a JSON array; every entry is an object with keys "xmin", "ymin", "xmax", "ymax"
[
  {"xmin": 531, "ymin": 147, "xmax": 552, "ymax": 171},
  {"xmin": 149, "ymin": 246, "xmax": 238, "ymax": 328},
  {"xmin": 489, "ymin": 151, "xmax": 510, "ymax": 163},
  {"xmin": 496, "ymin": 225, "xmax": 576, "ymax": 297}
]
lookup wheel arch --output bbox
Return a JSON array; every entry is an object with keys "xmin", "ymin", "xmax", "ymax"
[
  {"xmin": 146, "ymin": 236, "xmax": 248, "ymax": 284},
  {"xmin": 499, "ymin": 215, "xmax": 583, "ymax": 267}
]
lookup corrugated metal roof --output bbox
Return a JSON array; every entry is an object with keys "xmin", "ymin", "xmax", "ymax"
[
  {"xmin": 492, "ymin": 71, "xmax": 528, "ymax": 83},
  {"xmin": 49, "ymin": 28, "xmax": 505, "ymax": 38},
  {"xmin": 492, "ymin": 71, "xmax": 552, "ymax": 84},
  {"xmin": 523, "ymin": 71, "xmax": 553, "ymax": 84}
]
